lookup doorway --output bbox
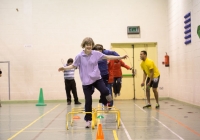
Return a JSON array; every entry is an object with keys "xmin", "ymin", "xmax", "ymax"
[
  {"xmin": 111, "ymin": 43, "xmax": 157, "ymax": 100},
  {"xmin": 0, "ymin": 61, "xmax": 10, "ymax": 100}
]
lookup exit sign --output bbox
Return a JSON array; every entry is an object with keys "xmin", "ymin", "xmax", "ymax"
[{"xmin": 127, "ymin": 26, "xmax": 140, "ymax": 34}]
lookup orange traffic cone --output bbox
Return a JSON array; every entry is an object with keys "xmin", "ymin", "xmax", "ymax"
[{"xmin": 96, "ymin": 124, "xmax": 104, "ymax": 140}]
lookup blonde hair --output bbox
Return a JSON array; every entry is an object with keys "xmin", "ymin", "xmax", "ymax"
[{"xmin": 81, "ymin": 37, "xmax": 95, "ymax": 48}]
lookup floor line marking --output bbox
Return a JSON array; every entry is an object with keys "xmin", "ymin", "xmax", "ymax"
[
  {"xmin": 32, "ymin": 106, "xmax": 66, "ymax": 140},
  {"xmin": 120, "ymin": 118, "xmax": 132, "ymax": 140},
  {"xmin": 134, "ymin": 103, "xmax": 146, "ymax": 113},
  {"xmin": 113, "ymin": 130, "xmax": 119, "ymax": 140},
  {"xmin": 134, "ymin": 103, "xmax": 184, "ymax": 140},
  {"xmin": 157, "ymin": 110, "xmax": 200, "ymax": 137},
  {"xmin": 7, "ymin": 104, "xmax": 60, "ymax": 140},
  {"xmin": 97, "ymin": 103, "xmax": 101, "ymax": 125},
  {"xmin": 99, "ymin": 104, "xmax": 129, "ymax": 140},
  {"xmin": 152, "ymin": 117, "xmax": 184, "ymax": 140}
]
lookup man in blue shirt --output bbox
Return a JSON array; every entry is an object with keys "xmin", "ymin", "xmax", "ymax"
[{"xmin": 93, "ymin": 44, "xmax": 119, "ymax": 107}]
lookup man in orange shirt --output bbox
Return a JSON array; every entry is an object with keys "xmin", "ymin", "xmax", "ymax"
[{"xmin": 113, "ymin": 60, "xmax": 132, "ymax": 97}]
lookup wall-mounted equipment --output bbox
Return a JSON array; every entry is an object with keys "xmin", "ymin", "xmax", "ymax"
[
  {"xmin": 162, "ymin": 53, "xmax": 169, "ymax": 67},
  {"xmin": 184, "ymin": 12, "xmax": 191, "ymax": 45},
  {"xmin": 127, "ymin": 26, "xmax": 140, "ymax": 34},
  {"xmin": 197, "ymin": 25, "xmax": 200, "ymax": 38}
]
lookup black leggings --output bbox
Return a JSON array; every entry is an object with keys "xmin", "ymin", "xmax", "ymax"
[
  {"xmin": 99, "ymin": 74, "xmax": 109, "ymax": 103},
  {"xmin": 113, "ymin": 77, "xmax": 122, "ymax": 95},
  {"xmin": 65, "ymin": 79, "xmax": 78, "ymax": 102},
  {"xmin": 83, "ymin": 79, "xmax": 109, "ymax": 121}
]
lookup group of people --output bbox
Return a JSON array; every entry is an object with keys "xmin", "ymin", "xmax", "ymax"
[
  {"xmin": 58, "ymin": 37, "xmax": 160, "ymax": 128},
  {"xmin": 92, "ymin": 44, "xmax": 133, "ymax": 106},
  {"xmin": 62, "ymin": 42, "xmax": 133, "ymax": 108}
]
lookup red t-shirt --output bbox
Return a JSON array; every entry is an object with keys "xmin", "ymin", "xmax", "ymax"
[{"xmin": 113, "ymin": 60, "xmax": 131, "ymax": 77}]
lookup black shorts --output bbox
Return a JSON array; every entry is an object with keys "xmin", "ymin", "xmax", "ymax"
[{"xmin": 146, "ymin": 75, "xmax": 160, "ymax": 88}]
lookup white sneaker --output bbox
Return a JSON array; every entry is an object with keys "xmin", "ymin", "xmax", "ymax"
[
  {"xmin": 85, "ymin": 121, "xmax": 91, "ymax": 128},
  {"xmin": 106, "ymin": 94, "xmax": 113, "ymax": 102}
]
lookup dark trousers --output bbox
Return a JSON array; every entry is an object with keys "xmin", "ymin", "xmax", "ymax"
[
  {"xmin": 99, "ymin": 74, "xmax": 109, "ymax": 103},
  {"xmin": 107, "ymin": 83, "xmax": 113, "ymax": 106},
  {"xmin": 65, "ymin": 79, "xmax": 78, "ymax": 103},
  {"xmin": 113, "ymin": 77, "xmax": 122, "ymax": 95},
  {"xmin": 82, "ymin": 79, "xmax": 109, "ymax": 121}
]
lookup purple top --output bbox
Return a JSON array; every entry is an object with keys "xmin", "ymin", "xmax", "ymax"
[{"xmin": 73, "ymin": 50, "xmax": 105, "ymax": 85}]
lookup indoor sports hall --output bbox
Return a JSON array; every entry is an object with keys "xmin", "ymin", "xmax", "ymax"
[{"xmin": 0, "ymin": 0, "xmax": 200, "ymax": 140}]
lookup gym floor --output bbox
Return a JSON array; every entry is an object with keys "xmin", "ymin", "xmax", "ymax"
[{"xmin": 0, "ymin": 99, "xmax": 200, "ymax": 140}]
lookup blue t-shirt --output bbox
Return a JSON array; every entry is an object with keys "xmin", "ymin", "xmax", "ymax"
[{"xmin": 98, "ymin": 49, "xmax": 119, "ymax": 76}]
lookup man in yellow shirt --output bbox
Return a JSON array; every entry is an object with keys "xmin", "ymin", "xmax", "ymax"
[{"xmin": 140, "ymin": 50, "xmax": 160, "ymax": 109}]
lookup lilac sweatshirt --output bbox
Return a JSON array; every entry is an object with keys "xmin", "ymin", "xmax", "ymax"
[{"xmin": 73, "ymin": 50, "xmax": 105, "ymax": 85}]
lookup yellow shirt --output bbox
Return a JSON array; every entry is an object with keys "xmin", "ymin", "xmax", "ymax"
[{"xmin": 140, "ymin": 58, "xmax": 160, "ymax": 78}]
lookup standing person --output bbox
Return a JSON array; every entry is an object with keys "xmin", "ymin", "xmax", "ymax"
[
  {"xmin": 140, "ymin": 50, "xmax": 160, "ymax": 109},
  {"xmin": 64, "ymin": 58, "xmax": 81, "ymax": 105},
  {"xmin": 113, "ymin": 60, "xmax": 132, "ymax": 97},
  {"xmin": 92, "ymin": 44, "xmax": 119, "ymax": 107},
  {"xmin": 58, "ymin": 37, "xmax": 128, "ymax": 128}
]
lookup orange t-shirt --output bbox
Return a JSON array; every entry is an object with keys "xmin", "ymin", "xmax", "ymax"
[
  {"xmin": 108, "ymin": 60, "xmax": 115, "ymax": 83},
  {"xmin": 113, "ymin": 60, "xmax": 131, "ymax": 77}
]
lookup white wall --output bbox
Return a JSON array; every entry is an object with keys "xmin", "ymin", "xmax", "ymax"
[
  {"xmin": 0, "ymin": 0, "xmax": 168, "ymax": 100},
  {"xmin": 167, "ymin": 0, "xmax": 200, "ymax": 105}
]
